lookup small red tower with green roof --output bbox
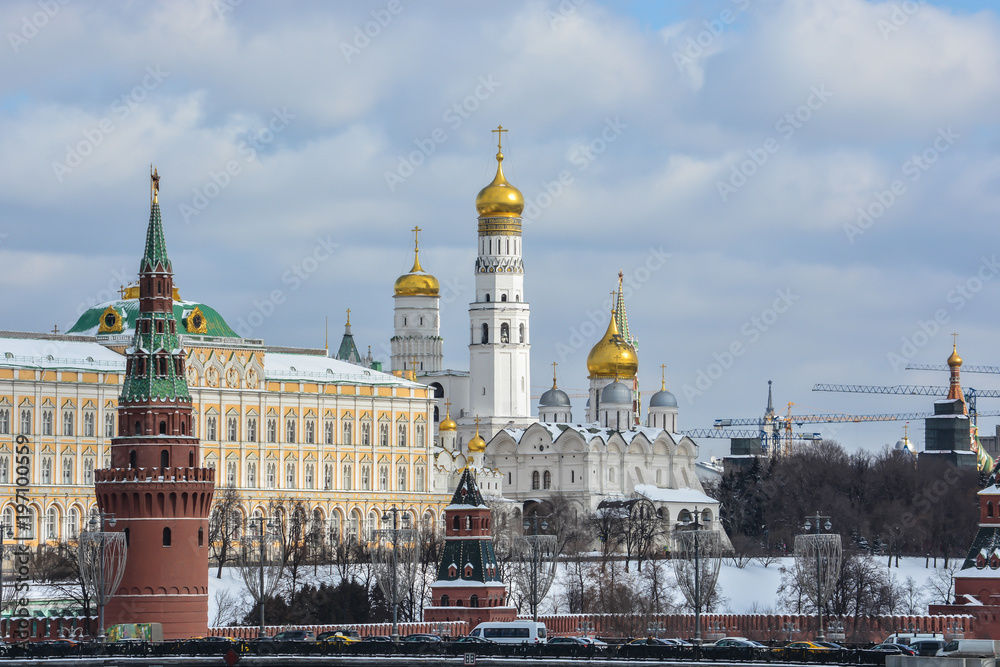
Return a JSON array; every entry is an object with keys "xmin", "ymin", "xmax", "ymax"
[
  {"xmin": 424, "ymin": 467, "xmax": 515, "ymax": 626},
  {"xmin": 94, "ymin": 169, "xmax": 215, "ymax": 639}
]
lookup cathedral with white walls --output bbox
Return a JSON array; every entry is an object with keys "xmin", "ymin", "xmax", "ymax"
[{"xmin": 386, "ymin": 128, "xmax": 723, "ymax": 540}]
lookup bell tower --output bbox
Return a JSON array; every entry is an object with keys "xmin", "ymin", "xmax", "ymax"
[
  {"xmin": 94, "ymin": 169, "xmax": 215, "ymax": 639},
  {"xmin": 467, "ymin": 126, "xmax": 533, "ymax": 440}
]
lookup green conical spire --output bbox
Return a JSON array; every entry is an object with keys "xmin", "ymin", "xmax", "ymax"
[{"xmin": 141, "ymin": 168, "xmax": 172, "ymax": 273}]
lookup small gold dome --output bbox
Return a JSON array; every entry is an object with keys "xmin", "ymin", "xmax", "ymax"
[
  {"xmin": 587, "ymin": 310, "xmax": 638, "ymax": 379},
  {"xmin": 476, "ymin": 152, "xmax": 524, "ymax": 218},
  {"xmin": 394, "ymin": 238, "xmax": 439, "ymax": 297},
  {"xmin": 948, "ymin": 344, "xmax": 963, "ymax": 368},
  {"xmin": 439, "ymin": 405, "xmax": 457, "ymax": 432},
  {"xmin": 468, "ymin": 420, "xmax": 487, "ymax": 453}
]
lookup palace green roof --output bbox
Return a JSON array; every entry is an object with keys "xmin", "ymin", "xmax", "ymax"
[{"xmin": 68, "ymin": 299, "xmax": 239, "ymax": 338}]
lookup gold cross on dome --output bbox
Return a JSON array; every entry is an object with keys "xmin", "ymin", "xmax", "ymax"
[
  {"xmin": 346, "ymin": 308, "xmax": 351, "ymax": 325},
  {"xmin": 51, "ymin": 325, "xmax": 59, "ymax": 335},
  {"xmin": 551, "ymin": 361, "xmax": 558, "ymax": 385},
  {"xmin": 118, "ymin": 285, "xmax": 127, "ymax": 299},
  {"xmin": 952, "ymin": 332, "xmax": 959, "ymax": 346},
  {"xmin": 411, "ymin": 225, "xmax": 421, "ymax": 251},
  {"xmin": 491, "ymin": 125, "xmax": 508, "ymax": 152},
  {"xmin": 661, "ymin": 364, "xmax": 667, "ymax": 389},
  {"xmin": 474, "ymin": 415, "xmax": 481, "ymax": 428}
]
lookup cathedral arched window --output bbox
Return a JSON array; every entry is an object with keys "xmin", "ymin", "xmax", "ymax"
[
  {"xmin": 531, "ymin": 470, "xmax": 540, "ymax": 490},
  {"xmin": 500, "ymin": 323, "xmax": 509, "ymax": 343},
  {"xmin": 481, "ymin": 323, "xmax": 489, "ymax": 344},
  {"xmin": 543, "ymin": 470, "xmax": 551, "ymax": 489},
  {"xmin": 519, "ymin": 323, "xmax": 525, "ymax": 343},
  {"xmin": 501, "ymin": 294, "xmax": 507, "ymax": 302}
]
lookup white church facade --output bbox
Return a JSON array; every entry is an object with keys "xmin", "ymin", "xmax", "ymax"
[{"xmin": 387, "ymin": 128, "xmax": 725, "ymax": 545}]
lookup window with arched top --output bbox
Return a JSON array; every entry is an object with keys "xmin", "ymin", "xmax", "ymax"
[
  {"xmin": 519, "ymin": 323, "xmax": 525, "ymax": 343},
  {"xmin": 453, "ymin": 515, "xmax": 460, "ymax": 531},
  {"xmin": 470, "ymin": 594, "xmax": 479, "ymax": 607},
  {"xmin": 989, "ymin": 502, "xmax": 994, "ymax": 518},
  {"xmin": 162, "ymin": 527, "xmax": 171, "ymax": 547},
  {"xmin": 543, "ymin": 470, "xmax": 551, "ymax": 489},
  {"xmin": 532, "ymin": 470, "xmax": 540, "ymax": 490},
  {"xmin": 160, "ymin": 450, "xmax": 169, "ymax": 468},
  {"xmin": 500, "ymin": 323, "xmax": 510, "ymax": 343},
  {"xmin": 441, "ymin": 595, "xmax": 450, "ymax": 607},
  {"xmin": 481, "ymin": 323, "xmax": 489, "ymax": 344},
  {"xmin": 501, "ymin": 294, "xmax": 507, "ymax": 302},
  {"xmin": 485, "ymin": 293, "xmax": 491, "ymax": 302}
]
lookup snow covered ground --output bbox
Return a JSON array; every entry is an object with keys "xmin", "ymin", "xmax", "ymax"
[{"xmin": 206, "ymin": 556, "xmax": 955, "ymax": 625}]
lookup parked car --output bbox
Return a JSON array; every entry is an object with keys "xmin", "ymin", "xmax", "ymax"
[
  {"xmin": 909, "ymin": 639, "xmax": 946, "ymax": 656},
  {"xmin": 937, "ymin": 639, "xmax": 1000, "ymax": 657},
  {"xmin": 362, "ymin": 635, "xmax": 392, "ymax": 643},
  {"xmin": 866, "ymin": 643, "xmax": 916, "ymax": 656},
  {"xmin": 703, "ymin": 637, "xmax": 767, "ymax": 659},
  {"xmin": 317, "ymin": 630, "xmax": 359, "ymax": 644},
  {"xmin": 271, "ymin": 630, "xmax": 316, "ymax": 642},
  {"xmin": 774, "ymin": 641, "xmax": 836, "ymax": 655},
  {"xmin": 401, "ymin": 633, "xmax": 444, "ymax": 653},
  {"xmin": 452, "ymin": 636, "xmax": 495, "ymax": 645},
  {"xmin": 548, "ymin": 637, "xmax": 589, "ymax": 646},
  {"xmin": 402, "ymin": 633, "xmax": 443, "ymax": 643}
]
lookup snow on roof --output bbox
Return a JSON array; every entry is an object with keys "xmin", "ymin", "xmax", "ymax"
[
  {"xmin": 634, "ymin": 484, "xmax": 718, "ymax": 505},
  {"xmin": 0, "ymin": 335, "xmax": 125, "ymax": 372},
  {"xmin": 503, "ymin": 422, "xmax": 688, "ymax": 445},
  {"xmin": 264, "ymin": 352, "xmax": 423, "ymax": 387}
]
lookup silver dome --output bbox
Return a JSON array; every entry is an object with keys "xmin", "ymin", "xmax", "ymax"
[
  {"xmin": 539, "ymin": 387, "xmax": 571, "ymax": 407},
  {"xmin": 601, "ymin": 380, "xmax": 632, "ymax": 405},
  {"xmin": 649, "ymin": 389, "xmax": 678, "ymax": 408}
]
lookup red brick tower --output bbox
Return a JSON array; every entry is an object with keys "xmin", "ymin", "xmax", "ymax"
[
  {"xmin": 424, "ymin": 467, "xmax": 515, "ymax": 626},
  {"xmin": 94, "ymin": 170, "xmax": 215, "ymax": 639}
]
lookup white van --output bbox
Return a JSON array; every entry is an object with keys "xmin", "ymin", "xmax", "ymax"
[
  {"xmin": 936, "ymin": 639, "xmax": 1000, "ymax": 657},
  {"xmin": 469, "ymin": 621, "xmax": 547, "ymax": 644}
]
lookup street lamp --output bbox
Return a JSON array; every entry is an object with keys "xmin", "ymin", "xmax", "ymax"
[
  {"xmin": 520, "ymin": 514, "xmax": 554, "ymax": 622},
  {"xmin": 379, "ymin": 506, "xmax": 410, "ymax": 644},
  {"xmin": 87, "ymin": 512, "xmax": 116, "ymax": 640},
  {"xmin": 250, "ymin": 516, "xmax": 276, "ymax": 638},
  {"xmin": 800, "ymin": 512, "xmax": 835, "ymax": 641},
  {"xmin": 672, "ymin": 507, "xmax": 722, "ymax": 645}
]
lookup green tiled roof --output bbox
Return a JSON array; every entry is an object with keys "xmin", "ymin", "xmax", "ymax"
[
  {"xmin": 450, "ymin": 467, "xmax": 486, "ymax": 507},
  {"xmin": 141, "ymin": 200, "xmax": 172, "ymax": 273},
  {"xmin": 68, "ymin": 300, "xmax": 239, "ymax": 338}
]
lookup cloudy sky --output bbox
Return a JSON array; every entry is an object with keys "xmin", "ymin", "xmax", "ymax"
[{"xmin": 3, "ymin": 0, "xmax": 1000, "ymax": 459}]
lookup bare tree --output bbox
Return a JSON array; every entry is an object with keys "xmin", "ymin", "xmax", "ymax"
[
  {"xmin": 923, "ymin": 561, "xmax": 960, "ymax": 605},
  {"xmin": 209, "ymin": 483, "xmax": 244, "ymax": 579}
]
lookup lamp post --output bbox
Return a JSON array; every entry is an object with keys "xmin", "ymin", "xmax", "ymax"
[
  {"xmin": 521, "ymin": 514, "xmax": 551, "ymax": 623},
  {"xmin": 380, "ymin": 506, "xmax": 407, "ymax": 645},
  {"xmin": 680, "ymin": 507, "xmax": 704, "ymax": 644},
  {"xmin": 87, "ymin": 512, "xmax": 116, "ymax": 641},
  {"xmin": 803, "ymin": 512, "xmax": 832, "ymax": 641},
  {"xmin": 249, "ymin": 516, "xmax": 276, "ymax": 639}
]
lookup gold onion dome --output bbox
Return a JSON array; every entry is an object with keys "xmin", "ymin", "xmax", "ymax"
[
  {"xmin": 439, "ymin": 405, "xmax": 457, "ymax": 432},
  {"xmin": 468, "ymin": 418, "xmax": 487, "ymax": 453},
  {"xmin": 475, "ymin": 126, "xmax": 523, "ymax": 218},
  {"xmin": 394, "ymin": 227, "xmax": 439, "ymax": 297},
  {"xmin": 587, "ymin": 309, "xmax": 639, "ymax": 379},
  {"xmin": 948, "ymin": 344, "xmax": 963, "ymax": 368}
]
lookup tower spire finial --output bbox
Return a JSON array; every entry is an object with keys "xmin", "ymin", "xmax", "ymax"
[
  {"xmin": 660, "ymin": 364, "xmax": 667, "ymax": 391},
  {"xmin": 409, "ymin": 225, "xmax": 424, "ymax": 273},
  {"xmin": 346, "ymin": 307, "xmax": 351, "ymax": 326},
  {"xmin": 551, "ymin": 361, "xmax": 558, "ymax": 389},
  {"xmin": 150, "ymin": 165, "xmax": 160, "ymax": 204},
  {"xmin": 491, "ymin": 125, "xmax": 508, "ymax": 162}
]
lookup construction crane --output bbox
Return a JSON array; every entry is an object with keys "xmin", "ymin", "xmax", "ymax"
[{"xmin": 811, "ymin": 384, "xmax": 1000, "ymax": 426}]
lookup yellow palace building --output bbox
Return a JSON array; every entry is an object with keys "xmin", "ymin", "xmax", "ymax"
[{"xmin": 0, "ymin": 187, "xmax": 449, "ymax": 549}]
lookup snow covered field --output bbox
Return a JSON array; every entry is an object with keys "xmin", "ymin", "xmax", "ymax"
[{"xmin": 207, "ymin": 556, "xmax": 955, "ymax": 625}]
